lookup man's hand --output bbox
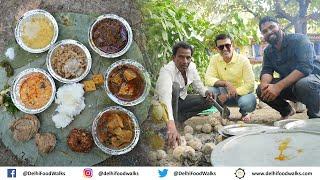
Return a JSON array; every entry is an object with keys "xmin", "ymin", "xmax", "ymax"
[
  {"xmin": 260, "ymin": 82, "xmax": 269, "ymax": 91},
  {"xmin": 167, "ymin": 120, "xmax": 180, "ymax": 148},
  {"xmin": 205, "ymin": 90, "xmax": 214, "ymax": 102},
  {"xmin": 261, "ymin": 83, "xmax": 282, "ymax": 101},
  {"xmin": 225, "ymin": 82, "xmax": 237, "ymax": 98},
  {"xmin": 217, "ymin": 93, "xmax": 229, "ymax": 105}
]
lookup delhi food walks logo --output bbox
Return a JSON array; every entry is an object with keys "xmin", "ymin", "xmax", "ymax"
[{"xmin": 235, "ymin": 168, "xmax": 245, "ymax": 179}]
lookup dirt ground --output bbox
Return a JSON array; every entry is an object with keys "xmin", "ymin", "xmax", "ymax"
[{"xmin": 0, "ymin": 0, "xmax": 309, "ymax": 166}]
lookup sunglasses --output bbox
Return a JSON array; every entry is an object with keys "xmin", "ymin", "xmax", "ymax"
[{"xmin": 217, "ymin": 44, "xmax": 231, "ymax": 51}]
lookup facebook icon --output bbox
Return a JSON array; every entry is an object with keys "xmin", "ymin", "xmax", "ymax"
[{"xmin": 7, "ymin": 169, "xmax": 16, "ymax": 178}]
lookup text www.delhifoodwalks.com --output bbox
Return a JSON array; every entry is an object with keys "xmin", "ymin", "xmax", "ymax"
[
  {"xmin": 252, "ymin": 170, "xmax": 312, "ymax": 176},
  {"xmin": 23, "ymin": 171, "xmax": 66, "ymax": 176},
  {"xmin": 174, "ymin": 171, "xmax": 216, "ymax": 176}
]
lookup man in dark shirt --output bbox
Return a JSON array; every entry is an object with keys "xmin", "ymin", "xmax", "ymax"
[{"xmin": 256, "ymin": 16, "xmax": 320, "ymax": 119}]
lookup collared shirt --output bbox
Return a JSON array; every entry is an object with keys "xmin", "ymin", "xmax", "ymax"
[
  {"xmin": 204, "ymin": 52, "xmax": 255, "ymax": 96},
  {"xmin": 155, "ymin": 61, "xmax": 207, "ymax": 121},
  {"xmin": 261, "ymin": 33, "xmax": 320, "ymax": 78}
]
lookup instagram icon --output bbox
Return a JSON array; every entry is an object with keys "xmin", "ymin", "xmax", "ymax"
[{"xmin": 83, "ymin": 168, "xmax": 93, "ymax": 178}]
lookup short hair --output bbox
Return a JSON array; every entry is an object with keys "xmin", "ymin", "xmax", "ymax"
[
  {"xmin": 172, "ymin": 41, "xmax": 194, "ymax": 56},
  {"xmin": 214, "ymin": 33, "xmax": 233, "ymax": 46},
  {"xmin": 259, "ymin": 16, "xmax": 279, "ymax": 30}
]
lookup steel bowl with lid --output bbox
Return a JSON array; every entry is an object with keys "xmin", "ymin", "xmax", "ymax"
[
  {"xmin": 15, "ymin": 9, "xmax": 59, "ymax": 53},
  {"xmin": 104, "ymin": 59, "xmax": 150, "ymax": 106},
  {"xmin": 46, "ymin": 39, "xmax": 92, "ymax": 83},
  {"xmin": 92, "ymin": 106, "xmax": 140, "ymax": 155},
  {"xmin": 10, "ymin": 68, "xmax": 56, "ymax": 114},
  {"xmin": 88, "ymin": 14, "xmax": 133, "ymax": 58}
]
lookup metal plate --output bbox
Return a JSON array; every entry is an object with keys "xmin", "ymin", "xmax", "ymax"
[
  {"xmin": 92, "ymin": 106, "xmax": 140, "ymax": 155},
  {"xmin": 88, "ymin": 14, "xmax": 133, "ymax": 58},
  {"xmin": 274, "ymin": 119, "xmax": 301, "ymax": 128},
  {"xmin": 10, "ymin": 68, "xmax": 56, "ymax": 114},
  {"xmin": 15, "ymin": 9, "xmax": 59, "ymax": 53},
  {"xmin": 221, "ymin": 124, "xmax": 279, "ymax": 136},
  {"xmin": 104, "ymin": 59, "xmax": 150, "ymax": 106},
  {"xmin": 46, "ymin": 39, "xmax": 92, "ymax": 83},
  {"xmin": 284, "ymin": 118, "xmax": 320, "ymax": 132},
  {"xmin": 211, "ymin": 129, "xmax": 320, "ymax": 166}
]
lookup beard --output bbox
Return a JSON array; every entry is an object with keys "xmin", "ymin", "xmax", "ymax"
[{"xmin": 266, "ymin": 31, "xmax": 281, "ymax": 45}]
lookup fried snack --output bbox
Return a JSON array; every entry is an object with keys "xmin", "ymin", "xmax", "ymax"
[
  {"xmin": 110, "ymin": 72, "xmax": 122, "ymax": 86},
  {"xmin": 107, "ymin": 113, "xmax": 124, "ymax": 130},
  {"xmin": 123, "ymin": 69, "xmax": 137, "ymax": 81},
  {"xmin": 35, "ymin": 133, "xmax": 56, "ymax": 154},
  {"xmin": 118, "ymin": 82, "xmax": 134, "ymax": 96},
  {"xmin": 97, "ymin": 111, "xmax": 134, "ymax": 149},
  {"xmin": 83, "ymin": 80, "xmax": 96, "ymax": 92},
  {"xmin": 19, "ymin": 73, "xmax": 52, "ymax": 109},
  {"xmin": 92, "ymin": 74, "xmax": 104, "ymax": 85},
  {"xmin": 67, "ymin": 128, "xmax": 93, "ymax": 153},
  {"xmin": 10, "ymin": 114, "xmax": 40, "ymax": 142}
]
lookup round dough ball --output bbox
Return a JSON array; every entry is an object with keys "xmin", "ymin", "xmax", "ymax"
[
  {"xmin": 195, "ymin": 125, "xmax": 203, "ymax": 132},
  {"xmin": 10, "ymin": 114, "xmax": 40, "ymax": 142},
  {"xmin": 188, "ymin": 139, "xmax": 203, "ymax": 151},
  {"xmin": 173, "ymin": 146, "xmax": 185, "ymax": 160},
  {"xmin": 202, "ymin": 142, "xmax": 215, "ymax": 154},
  {"xmin": 184, "ymin": 125, "xmax": 194, "ymax": 135},
  {"xmin": 184, "ymin": 133, "xmax": 193, "ymax": 142},
  {"xmin": 35, "ymin": 133, "xmax": 56, "ymax": 154},
  {"xmin": 201, "ymin": 124, "xmax": 212, "ymax": 133},
  {"xmin": 156, "ymin": 149, "xmax": 167, "ymax": 160}
]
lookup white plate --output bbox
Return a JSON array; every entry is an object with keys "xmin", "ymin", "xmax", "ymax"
[
  {"xmin": 211, "ymin": 129, "xmax": 320, "ymax": 166},
  {"xmin": 221, "ymin": 124, "xmax": 279, "ymax": 136},
  {"xmin": 284, "ymin": 118, "xmax": 320, "ymax": 132},
  {"xmin": 274, "ymin": 119, "xmax": 301, "ymax": 128}
]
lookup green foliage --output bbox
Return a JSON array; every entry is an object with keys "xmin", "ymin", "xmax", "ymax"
[
  {"xmin": 0, "ymin": 60, "xmax": 14, "ymax": 77},
  {"xmin": 140, "ymin": 0, "xmax": 211, "ymax": 85},
  {"xmin": 0, "ymin": 84, "xmax": 19, "ymax": 115},
  {"xmin": 139, "ymin": 0, "xmax": 260, "ymax": 91}
]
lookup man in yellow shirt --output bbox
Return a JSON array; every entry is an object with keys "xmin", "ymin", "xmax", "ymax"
[{"xmin": 205, "ymin": 34, "xmax": 256, "ymax": 122}]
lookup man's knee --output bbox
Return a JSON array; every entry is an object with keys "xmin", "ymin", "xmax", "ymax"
[
  {"xmin": 293, "ymin": 76, "xmax": 319, "ymax": 96},
  {"xmin": 238, "ymin": 94, "xmax": 257, "ymax": 112}
]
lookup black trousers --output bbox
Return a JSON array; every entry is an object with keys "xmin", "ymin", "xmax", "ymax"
[
  {"xmin": 256, "ymin": 75, "xmax": 320, "ymax": 118},
  {"xmin": 172, "ymin": 82, "xmax": 212, "ymax": 123}
]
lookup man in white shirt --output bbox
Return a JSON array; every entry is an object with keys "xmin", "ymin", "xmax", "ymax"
[{"xmin": 155, "ymin": 41, "xmax": 214, "ymax": 148}]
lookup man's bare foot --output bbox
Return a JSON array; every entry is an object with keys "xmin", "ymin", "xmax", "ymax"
[
  {"xmin": 241, "ymin": 113, "xmax": 251, "ymax": 123},
  {"xmin": 281, "ymin": 106, "xmax": 296, "ymax": 119}
]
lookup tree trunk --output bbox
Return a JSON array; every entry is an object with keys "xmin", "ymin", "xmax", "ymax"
[{"xmin": 293, "ymin": 18, "xmax": 307, "ymax": 34}]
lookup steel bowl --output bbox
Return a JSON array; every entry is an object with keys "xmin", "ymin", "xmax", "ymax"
[
  {"xmin": 15, "ymin": 9, "xmax": 59, "ymax": 53},
  {"xmin": 104, "ymin": 59, "xmax": 150, "ymax": 106},
  {"xmin": 46, "ymin": 39, "xmax": 92, "ymax": 83},
  {"xmin": 10, "ymin": 68, "xmax": 56, "ymax": 114},
  {"xmin": 88, "ymin": 14, "xmax": 133, "ymax": 58},
  {"xmin": 92, "ymin": 106, "xmax": 140, "ymax": 155}
]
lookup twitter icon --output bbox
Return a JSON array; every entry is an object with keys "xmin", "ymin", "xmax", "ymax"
[{"xmin": 158, "ymin": 169, "xmax": 168, "ymax": 178}]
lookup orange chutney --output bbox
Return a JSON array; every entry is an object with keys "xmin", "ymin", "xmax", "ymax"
[{"xmin": 19, "ymin": 73, "xmax": 52, "ymax": 109}]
